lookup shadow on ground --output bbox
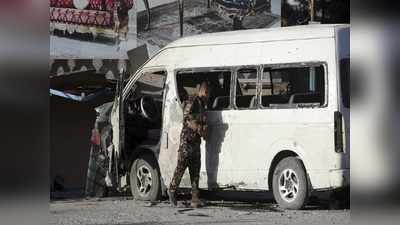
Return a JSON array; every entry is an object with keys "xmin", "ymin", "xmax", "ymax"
[
  {"xmin": 168, "ymin": 189, "xmax": 349, "ymax": 211},
  {"xmin": 52, "ymin": 187, "xmax": 349, "ymax": 211}
]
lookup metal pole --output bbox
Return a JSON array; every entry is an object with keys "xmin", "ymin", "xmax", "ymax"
[
  {"xmin": 178, "ymin": 0, "xmax": 184, "ymax": 37},
  {"xmin": 310, "ymin": 0, "xmax": 314, "ymax": 22},
  {"xmin": 143, "ymin": 0, "xmax": 151, "ymax": 30}
]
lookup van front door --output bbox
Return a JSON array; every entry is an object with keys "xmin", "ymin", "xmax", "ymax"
[{"xmin": 157, "ymin": 70, "xmax": 189, "ymax": 188}]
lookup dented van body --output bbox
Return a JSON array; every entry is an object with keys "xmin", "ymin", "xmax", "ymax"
[{"xmin": 87, "ymin": 24, "xmax": 349, "ymax": 209}]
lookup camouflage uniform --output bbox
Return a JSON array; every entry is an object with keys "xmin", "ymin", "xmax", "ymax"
[{"xmin": 169, "ymin": 95, "xmax": 207, "ymax": 198}]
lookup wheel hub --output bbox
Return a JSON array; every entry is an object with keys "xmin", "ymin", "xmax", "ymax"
[
  {"xmin": 278, "ymin": 168, "xmax": 299, "ymax": 202},
  {"xmin": 136, "ymin": 165, "xmax": 152, "ymax": 197}
]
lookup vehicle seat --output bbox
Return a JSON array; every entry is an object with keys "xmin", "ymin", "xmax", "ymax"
[
  {"xmin": 289, "ymin": 92, "xmax": 322, "ymax": 105},
  {"xmin": 235, "ymin": 95, "xmax": 255, "ymax": 108},
  {"xmin": 262, "ymin": 95, "xmax": 290, "ymax": 107},
  {"xmin": 179, "ymin": 87, "xmax": 189, "ymax": 102},
  {"xmin": 212, "ymin": 96, "xmax": 230, "ymax": 110},
  {"xmin": 249, "ymin": 96, "xmax": 257, "ymax": 108}
]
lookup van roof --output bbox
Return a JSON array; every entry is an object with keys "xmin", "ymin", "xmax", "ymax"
[{"xmin": 165, "ymin": 24, "xmax": 349, "ymax": 49}]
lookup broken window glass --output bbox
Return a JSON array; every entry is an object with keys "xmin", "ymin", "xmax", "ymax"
[
  {"xmin": 133, "ymin": 71, "xmax": 167, "ymax": 101},
  {"xmin": 261, "ymin": 64, "xmax": 325, "ymax": 108},
  {"xmin": 176, "ymin": 70, "xmax": 232, "ymax": 111},
  {"xmin": 235, "ymin": 68, "xmax": 258, "ymax": 109}
]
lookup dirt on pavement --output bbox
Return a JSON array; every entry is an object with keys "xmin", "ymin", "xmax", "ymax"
[{"xmin": 50, "ymin": 193, "xmax": 349, "ymax": 225}]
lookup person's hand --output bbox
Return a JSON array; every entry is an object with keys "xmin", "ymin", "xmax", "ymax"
[
  {"xmin": 201, "ymin": 115, "xmax": 207, "ymax": 123},
  {"xmin": 200, "ymin": 125, "xmax": 208, "ymax": 140}
]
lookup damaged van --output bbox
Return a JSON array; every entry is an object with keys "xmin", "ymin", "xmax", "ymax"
[{"xmin": 86, "ymin": 24, "xmax": 350, "ymax": 209}]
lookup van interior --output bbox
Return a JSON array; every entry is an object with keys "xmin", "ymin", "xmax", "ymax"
[
  {"xmin": 176, "ymin": 64, "xmax": 326, "ymax": 110},
  {"xmin": 177, "ymin": 70, "xmax": 232, "ymax": 110},
  {"xmin": 261, "ymin": 64, "xmax": 325, "ymax": 108},
  {"xmin": 124, "ymin": 71, "xmax": 167, "ymax": 154}
]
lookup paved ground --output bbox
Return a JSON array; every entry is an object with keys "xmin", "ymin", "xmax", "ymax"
[{"xmin": 50, "ymin": 193, "xmax": 349, "ymax": 225}]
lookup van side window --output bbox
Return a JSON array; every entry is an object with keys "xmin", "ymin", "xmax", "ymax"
[
  {"xmin": 261, "ymin": 65, "xmax": 325, "ymax": 108},
  {"xmin": 235, "ymin": 68, "xmax": 258, "ymax": 109},
  {"xmin": 176, "ymin": 70, "xmax": 232, "ymax": 111}
]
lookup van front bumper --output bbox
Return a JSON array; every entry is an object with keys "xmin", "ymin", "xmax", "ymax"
[{"xmin": 329, "ymin": 169, "xmax": 350, "ymax": 188}]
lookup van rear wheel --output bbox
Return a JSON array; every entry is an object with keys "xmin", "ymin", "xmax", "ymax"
[
  {"xmin": 272, "ymin": 157, "xmax": 308, "ymax": 210},
  {"xmin": 130, "ymin": 154, "xmax": 161, "ymax": 201}
]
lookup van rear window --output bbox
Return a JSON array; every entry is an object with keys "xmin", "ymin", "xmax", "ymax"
[{"xmin": 340, "ymin": 58, "xmax": 350, "ymax": 108}]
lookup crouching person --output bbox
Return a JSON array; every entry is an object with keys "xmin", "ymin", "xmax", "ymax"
[{"xmin": 168, "ymin": 81, "xmax": 209, "ymax": 208}]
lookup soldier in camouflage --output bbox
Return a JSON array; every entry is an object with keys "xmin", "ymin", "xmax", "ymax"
[{"xmin": 168, "ymin": 81, "xmax": 209, "ymax": 208}]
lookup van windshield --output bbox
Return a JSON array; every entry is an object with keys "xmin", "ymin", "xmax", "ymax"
[
  {"xmin": 132, "ymin": 71, "xmax": 167, "ymax": 101},
  {"xmin": 340, "ymin": 58, "xmax": 350, "ymax": 108}
]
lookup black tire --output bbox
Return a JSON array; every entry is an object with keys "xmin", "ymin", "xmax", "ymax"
[
  {"xmin": 272, "ymin": 157, "xmax": 308, "ymax": 210},
  {"xmin": 130, "ymin": 154, "xmax": 161, "ymax": 201},
  {"xmin": 329, "ymin": 187, "xmax": 350, "ymax": 209}
]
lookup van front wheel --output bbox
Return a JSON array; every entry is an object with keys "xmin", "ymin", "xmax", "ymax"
[
  {"xmin": 272, "ymin": 157, "xmax": 308, "ymax": 210},
  {"xmin": 130, "ymin": 154, "xmax": 161, "ymax": 201}
]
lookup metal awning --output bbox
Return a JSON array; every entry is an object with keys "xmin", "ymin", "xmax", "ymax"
[{"xmin": 50, "ymin": 70, "xmax": 116, "ymax": 102}]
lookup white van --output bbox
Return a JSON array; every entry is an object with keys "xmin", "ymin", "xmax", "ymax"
[{"xmin": 97, "ymin": 24, "xmax": 349, "ymax": 210}]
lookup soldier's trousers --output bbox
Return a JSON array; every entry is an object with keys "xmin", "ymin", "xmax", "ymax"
[{"xmin": 169, "ymin": 129, "xmax": 201, "ymax": 195}]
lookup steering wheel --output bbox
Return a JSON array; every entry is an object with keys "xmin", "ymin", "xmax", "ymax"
[{"xmin": 139, "ymin": 96, "xmax": 159, "ymax": 122}]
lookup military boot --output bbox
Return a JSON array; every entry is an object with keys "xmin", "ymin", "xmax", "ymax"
[
  {"xmin": 190, "ymin": 189, "xmax": 204, "ymax": 208},
  {"xmin": 168, "ymin": 190, "xmax": 177, "ymax": 207}
]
